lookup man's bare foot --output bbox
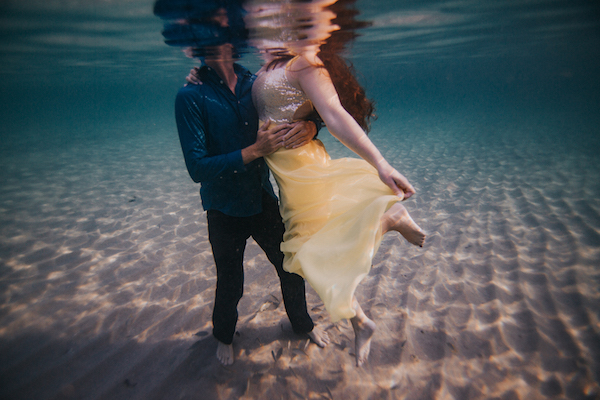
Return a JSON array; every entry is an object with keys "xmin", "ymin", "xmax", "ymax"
[
  {"xmin": 216, "ymin": 341, "xmax": 234, "ymax": 365},
  {"xmin": 382, "ymin": 202, "xmax": 425, "ymax": 247},
  {"xmin": 351, "ymin": 315, "xmax": 376, "ymax": 367},
  {"xmin": 307, "ymin": 325, "xmax": 330, "ymax": 348}
]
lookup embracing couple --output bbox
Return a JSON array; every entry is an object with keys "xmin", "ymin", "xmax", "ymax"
[{"xmin": 163, "ymin": 2, "xmax": 425, "ymax": 367}]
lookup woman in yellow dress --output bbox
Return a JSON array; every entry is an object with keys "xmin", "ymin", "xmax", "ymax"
[{"xmin": 250, "ymin": 36, "xmax": 426, "ymax": 365}]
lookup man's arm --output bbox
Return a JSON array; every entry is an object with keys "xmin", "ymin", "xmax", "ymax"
[
  {"xmin": 175, "ymin": 88, "xmax": 247, "ymax": 183},
  {"xmin": 282, "ymin": 120, "xmax": 318, "ymax": 149},
  {"xmin": 241, "ymin": 120, "xmax": 289, "ymax": 164},
  {"xmin": 176, "ymin": 89, "xmax": 290, "ymax": 182}
]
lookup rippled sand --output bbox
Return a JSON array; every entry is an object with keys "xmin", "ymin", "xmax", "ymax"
[{"xmin": 1, "ymin": 109, "xmax": 599, "ymax": 400}]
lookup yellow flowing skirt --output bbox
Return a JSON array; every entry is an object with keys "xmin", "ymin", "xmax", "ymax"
[{"xmin": 265, "ymin": 140, "xmax": 401, "ymax": 321}]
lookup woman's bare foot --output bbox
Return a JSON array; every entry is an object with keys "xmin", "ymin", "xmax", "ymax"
[
  {"xmin": 351, "ymin": 315, "xmax": 376, "ymax": 367},
  {"xmin": 381, "ymin": 202, "xmax": 425, "ymax": 247},
  {"xmin": 350, "ymin": 298, "xmax": 376, "ymax": 367},
  {"xmin": 307, "ymin": 324, "xmax": 331, "ymax": 348},
  {"xmin": 216, "ymin": 341, "xmax": 234, "ymax": 365}
]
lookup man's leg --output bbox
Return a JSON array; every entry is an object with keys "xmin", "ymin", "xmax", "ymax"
[
  {"xmin": 251, "ymin": 192, "xmax": 315, "ymax": 335},
  {"xmin": 207, "ymin": 210, "xmax": 248, "ymax": 357}
]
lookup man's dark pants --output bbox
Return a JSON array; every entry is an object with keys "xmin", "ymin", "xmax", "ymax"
[{"xmin": 207, "ymin": 191, "xmax": 314, "ymax": 345}]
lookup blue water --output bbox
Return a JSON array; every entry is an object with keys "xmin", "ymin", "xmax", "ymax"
[
  {"xmin": 1, "ymin": 1, "xmax": 600, "ymax": 399},
  {"xmin": 1, "ymin": 0, "xmax": 598, "ymax": 159}
]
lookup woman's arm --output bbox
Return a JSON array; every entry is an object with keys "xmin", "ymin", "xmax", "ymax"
[{"xmin": 287, "ymin": 55, "xmax": 415, "ymax": 198}]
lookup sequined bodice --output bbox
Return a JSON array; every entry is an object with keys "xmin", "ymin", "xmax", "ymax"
[{"xmin": 252, "ymin": 66, "xmax": 310, "ymax": 125}]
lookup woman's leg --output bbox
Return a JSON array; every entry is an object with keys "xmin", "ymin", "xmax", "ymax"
[
  {"xmin": 350, "ymin": 297, "xmax": 377, "ymax": 367},
  {"xmin": 381, "ymin": 202, "xmax": 425, "ymax": 247}
]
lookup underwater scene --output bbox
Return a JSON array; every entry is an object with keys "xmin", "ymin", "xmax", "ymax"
[{"xmin": 1, "ymin": 0, "xmax": 600, "ymax": 399}]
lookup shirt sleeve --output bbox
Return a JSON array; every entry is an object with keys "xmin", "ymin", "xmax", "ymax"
[{"xmin": 175, "ymin": 88, "xmax": 246, "ymax": 183}]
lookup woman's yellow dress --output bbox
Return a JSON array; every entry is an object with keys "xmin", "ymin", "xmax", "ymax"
[{"xmin": 253, "ymin": 65, "xmax": 401, "ymax": 322}]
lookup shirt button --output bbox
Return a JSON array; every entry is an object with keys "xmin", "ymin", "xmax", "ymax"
[
  {"xmin": 220, "ymin": 80, "xmax": 224, "ymax": 84},
  {"xmin": 244, "ymin": 122, "xmax": 248, "ymax": 125}
]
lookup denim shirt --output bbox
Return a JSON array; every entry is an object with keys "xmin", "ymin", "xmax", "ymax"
[{"xmin": 175, "ymin": 63, "xmax": 276, "ymax": 217}]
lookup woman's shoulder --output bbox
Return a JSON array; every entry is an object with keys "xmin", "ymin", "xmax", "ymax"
[
  {"xmin": 287, "ymin": 51, "xmax": 324, "ymax": 71},
  {"xmin": 286, "ymin": 52, "xmax": 326, "ymax": 88}
]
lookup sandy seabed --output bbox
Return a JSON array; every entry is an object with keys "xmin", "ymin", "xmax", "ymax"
[{"xmin": 0, "ymin": 108, "xmax": 599, "ymax": 400}]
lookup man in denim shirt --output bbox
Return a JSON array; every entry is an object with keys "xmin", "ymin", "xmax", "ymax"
[{"xmin": 175, "ymin": 33, "xmax": 329, "ymax": 364}]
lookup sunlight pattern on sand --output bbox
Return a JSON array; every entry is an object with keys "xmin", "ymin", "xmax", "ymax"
[{"xmin": 1, "ymin": 106, "xmax": 599, "ymax": 399}]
